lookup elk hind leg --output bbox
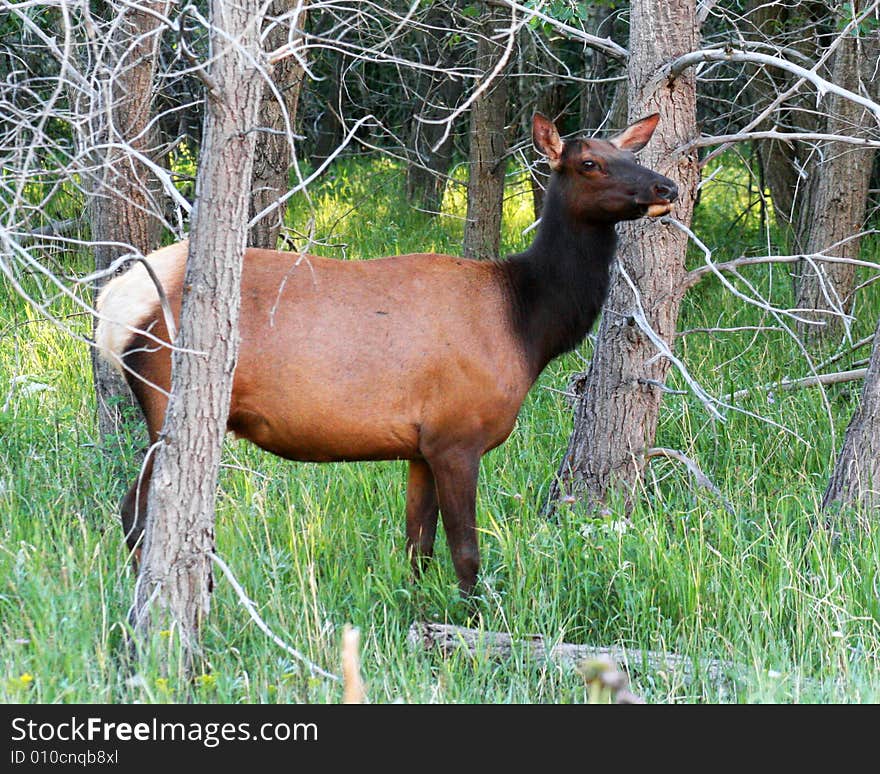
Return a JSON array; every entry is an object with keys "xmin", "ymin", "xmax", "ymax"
[
  {"xmin": 119, "ymin": 452, "xmax": 155, "ymax": 566},
  {"xmin": 406, "ymin": 459, "xmax": 439, "ymax": 578}
]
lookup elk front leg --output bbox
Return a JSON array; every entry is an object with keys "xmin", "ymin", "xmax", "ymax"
[
  {"xmin": 406, "ymin": 459, "xmax": 439, "ymax": 577},
  {"xmin": 428, "ymin": 449, "xmax": 481, "ymax": 595}
]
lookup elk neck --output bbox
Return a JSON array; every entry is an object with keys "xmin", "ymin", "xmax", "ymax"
[{"xmin": 498, "ymin": 178, "xmax": 617, "ymax": 381}]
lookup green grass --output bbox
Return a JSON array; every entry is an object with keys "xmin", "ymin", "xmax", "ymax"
[{"xmin": 2, "ymin": 155, "xmax": 879, "ymax": 703}]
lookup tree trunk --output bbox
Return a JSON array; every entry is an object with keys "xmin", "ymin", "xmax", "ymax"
[
  {"xmin": 744, "ymin": 0, "xmax": 805, "ymax": 242},
  {"xmin": 248, "ymin": 0, "xmax": 309, "ymax": 249},
  {"xmin": 823, "ymin": 313, "xmax": 880, "ymax": 517},
  {"xmin": 313, "ymin": 53, "xmax": 346, "ymax": 163},
  {"xmin": 405, "ymin": 6, "xmax": 465, "ymax": 215},
  {"xmin": 794, "ymin": 25, "xmax": 880, "ymax": 344},
  {"xmin": 578, "ymin": 0, "xmax": 620, "ymax": 132},
  {"xmin": 463, "ymin": 3, "xmax": 510, "ymax": 261},
  {"xmin": 86, "ymin": 1, "xmax": 167, "ymax": 442},
  {"xmin": 132, "ymin": 0, "xmax": 265, "ymax": 664},
  {"xmin": 547, "ymin": 0, "xmax": 700, "ymax": 510}
]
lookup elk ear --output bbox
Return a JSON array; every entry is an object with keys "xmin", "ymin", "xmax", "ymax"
[
  {"xmin": 610, "ymin": 113, "xmax": 660, "ymax": 152},
  {"xmin": 533, "ymin": 113, "xmax": 564, "ymax": 170}
]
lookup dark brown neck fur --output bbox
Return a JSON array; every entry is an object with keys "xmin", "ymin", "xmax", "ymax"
[{"xmin": 498, "ymin": 179, "xmax": 617, "ymax": 379}]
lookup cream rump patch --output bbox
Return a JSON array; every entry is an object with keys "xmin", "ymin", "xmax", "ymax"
[{"xmin": 94, "ymin": 241, "xmax": 187, "ymax": 372}]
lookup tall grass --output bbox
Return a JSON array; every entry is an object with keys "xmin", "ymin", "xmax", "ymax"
[{"xmin": 1, "ymin": 155, "xmax": 879, "ymax": 703}]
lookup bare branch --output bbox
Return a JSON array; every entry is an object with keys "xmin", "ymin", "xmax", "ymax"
[
  {"xmin": 683, "ymin": 130, "xmax": 880, "ymax": 154},
  {"xmin": 211, "ymin": 552, "xmax": 340, "ymax": 682},
  {"xmin": 486, "ymin": 0, "xmax": 628, "ymax": 61},
  {"xmin": 617, "ymin": 263, "xmax": 725, "ymax": 422},
  {"xmin": 723, "ymin": 369, "xmax": 867, "ymax": 403},
  {"xmin": 665, "ymin": 47, "xmax": 880, "ymax": 125},
  {"xmin": 644, "ymin": 447, "xmax": 734, "ymax": 514},
  {"xmin": 682, "ymin": 249, "xmax": 880, "ymax": 292}
]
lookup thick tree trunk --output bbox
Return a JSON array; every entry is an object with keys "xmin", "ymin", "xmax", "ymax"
[
  {"xmin": 132, "ymin": 0, "xmax": 265, "ymax": 662},
  {"xmin": 794, "ymin": 26, "xmax": 880, "ymax": 344},
  {"xmin": 823, "ymin": 314, "xmax": 880, "ymax": 517},
  {"xmin": 463, "ymin": 4, "xmax": 510, "ymax": 261},
  {"xmin": 547, "ymin": 0, "xmax": 700, "ymax": 509},
  {"xmin": 248, "ymin": 0, "xmax": 308, "ymax": 249},
  {"xmin": 87, "ymin": 1, "xmax": 167, "ymax": 442}
]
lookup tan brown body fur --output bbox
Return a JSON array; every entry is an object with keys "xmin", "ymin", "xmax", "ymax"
[{"xmin": 103, "ymin": 246, "xmax": 532, "ymax": 460}]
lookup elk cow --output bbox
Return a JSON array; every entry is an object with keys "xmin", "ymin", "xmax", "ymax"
[{"xmin": 96, "ymin": 113, "xmax": 678, "ymax": 594}]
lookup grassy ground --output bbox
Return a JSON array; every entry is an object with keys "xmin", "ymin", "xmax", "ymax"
[{"xmin": 2, "ymin": 155, "xmax": 879, "ymax": 703}]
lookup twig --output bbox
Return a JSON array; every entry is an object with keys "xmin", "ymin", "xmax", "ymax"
[
  {"xmin": 723, "ymin": 369, "xmax": 866, "ymax": 402},
  {"xmin": 16, "ymin": 218, "xmax": 82, "ymax": 242},
  {"xmin": 486, "ymin": 0, "xmax": 628, "ymax": 60},
  {"xmin": 664, "ymin": 47, "xmax": 880, "ymax": 124},
  {"xmin": 638, "ymin": 378, "xmax": 687, "ymax": 395},
  {"xmin": 682, "ymin": 252, "xmax": 880, "ymax": 292},
  {"xmin": 681, "ymin": 130, "xmax": 880, "ymax": 154},
  {"xmin": 676, "ymin": 325, "xmax": 785, "ymax": 338},
  {"xmin": 662, "ymin": 217, "xmax": 816, "ymax": 445},
  {"xmin": 644, "ymin": 447, "xmax": 734, "ymax": 514},
  {"xmin": 210, "ymin": 552, "xmax": 339, "ymax": 682},
  {"xmin": 133, "ymin": 255, "xmax": 178, "ymax": 343},
  {"xmin": 815, "ymin": 334, "xmax": 874, "ymax": 372},
  {"xmin": 617, "ymin": 263, "xmax": 725, "ymax": 422}
]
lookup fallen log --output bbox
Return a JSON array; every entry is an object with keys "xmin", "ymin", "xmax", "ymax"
[{"xmin": 407, "ymin": 621, "xmax": 737, "ymax": 686}]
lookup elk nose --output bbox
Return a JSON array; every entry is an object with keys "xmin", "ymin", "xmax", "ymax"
[{"xmin": 653, "ymin": 181, "xmax": 678, "ymax": 202}]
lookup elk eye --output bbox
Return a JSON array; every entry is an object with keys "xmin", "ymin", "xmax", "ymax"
[{"xmin": 582, "ymin": 159, "xmax": 597, "ymax": 171}]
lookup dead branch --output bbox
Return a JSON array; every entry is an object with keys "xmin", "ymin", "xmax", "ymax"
[
  {"xmin": 17, "ymin": 218, "xmax": 82, "ymax": 242},
  {"xmin": 682, "ymin": 130, "xmax": 880, "ymax": 154},
  {"xmin": 724, "ymin": 368, "xmax": 867, "ymax": 402},
  {"xmin": 210, "ymin": 552, "xmax": 339, "ymax": 682},
  {"xmin": 665, "ymin": 47, "xmax": 880, "ymax": 124},
  {"xmin": 644, "ymin": 447, "xmax": 734, "ymax": 514},
  {"xmin": 407, "ymin": 622, "xmax": 737, "ymax": 686},
  {"xmin": 682, "ymin": 252, "xmax": 880, "ymax": 292},
  {"xmin": 617, "ymin": 263, "xmax": 725, "ymax": 421},
  {"xmin": 676, "ymin": 325, "xmax": 785, "ymax": 338},
  {"xmin": 815, "ymin": 334, "xmax": 875, "ymax": 372},
  {"xmin": 487, "ymin": 0, "xmax": 628, "ymax": 61}
]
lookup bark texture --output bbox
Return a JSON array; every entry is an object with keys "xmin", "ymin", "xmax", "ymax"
[
  {"xmin": 463, "ymin": 3, "xmax": 510, "ymax": 260},
  {"xmin": 823, "ymin": 313, "xmax": 880, "ymax": 516},
  {"xmin": 132, "ymin": 0, "xmax": 265, "ymax": 659},
  {"xmin": 794, "ymin": 26, "xmax": 880, "ymax": 343},
  {"xmin": 87, "ymin": 1, "xmax": 167, "ymax": 442},
  {"xmin": 248, "ymin": 0, "xmax": 308, "ymax": 249},
  {"xmin": 548, "ymin": 0, "xmax": 700, "ymax": 509}
]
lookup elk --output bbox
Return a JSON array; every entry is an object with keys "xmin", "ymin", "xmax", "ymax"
[{"xmin": 95, "ymin": 113, "xmax": 677, "ymax": 595}]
